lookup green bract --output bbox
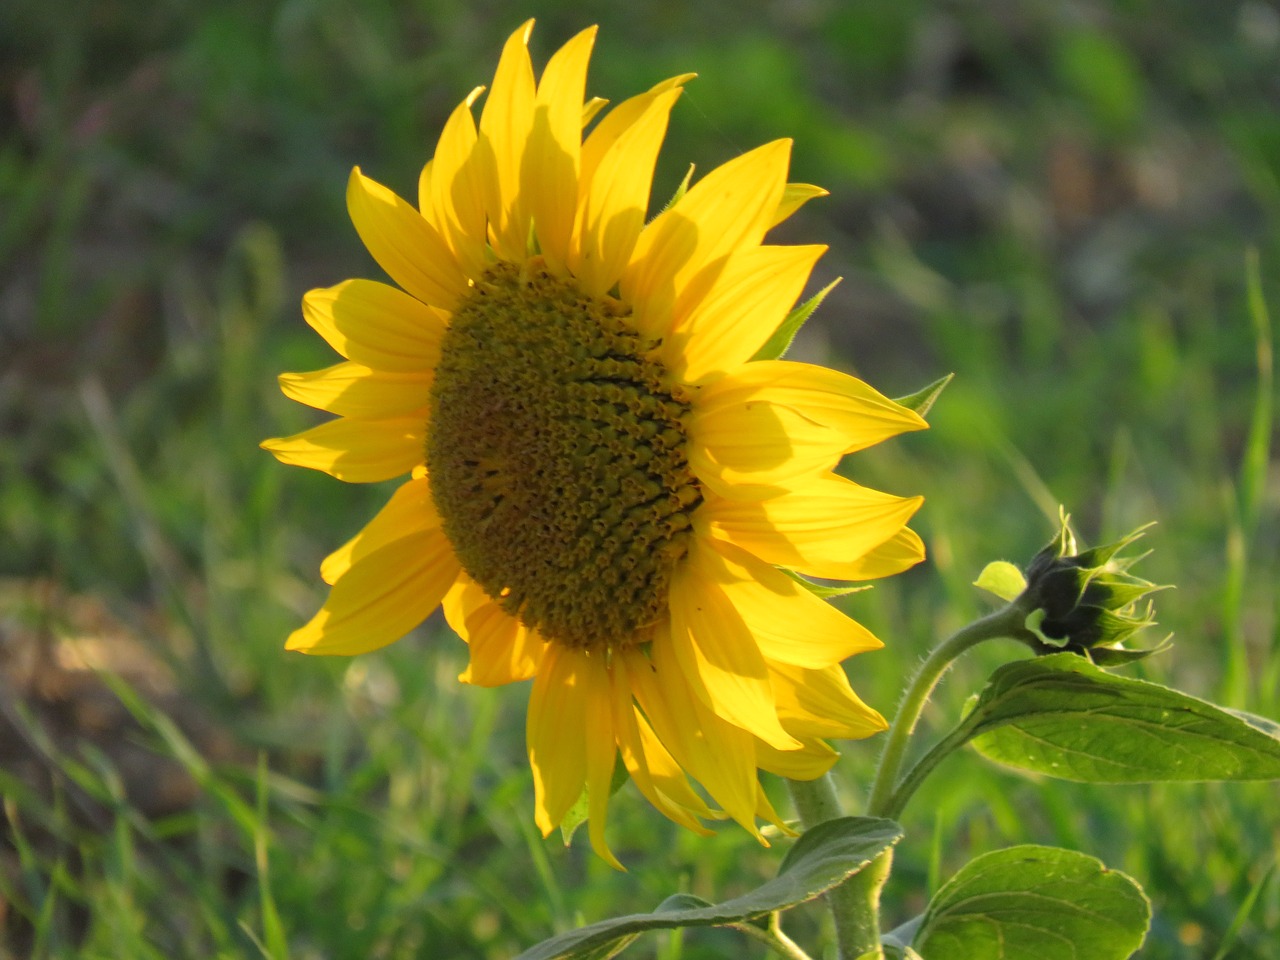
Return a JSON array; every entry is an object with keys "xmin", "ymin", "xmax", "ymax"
[{"xmin": 1015, "ymin": 513, "xmax": 1167, "ymax": 662}]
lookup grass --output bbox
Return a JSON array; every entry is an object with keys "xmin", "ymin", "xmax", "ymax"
[{"xmin": 2, "ymin": 1, "xmax": 1278, "ymax": 957}]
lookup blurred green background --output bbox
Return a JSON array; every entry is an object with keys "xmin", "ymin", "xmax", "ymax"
[{"xmin": 2, "ymin": 0, "xmax": 1278, "ymax": 957}]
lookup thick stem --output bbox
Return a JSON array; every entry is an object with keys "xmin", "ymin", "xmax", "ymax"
[
  {"xmin": 836, "ymin": 850, "xmax": 893, "ymax": 959},
  {"xmin": 787, "ymin": 775, "xmax": 886, "ymax": 959},
  {"xmin": 866, "ymin": 603, "xmax": 1034, "ymax": 819},
  {"xmin": 787, "ymin": 770, "xmax": 844, "ymax": 826}
]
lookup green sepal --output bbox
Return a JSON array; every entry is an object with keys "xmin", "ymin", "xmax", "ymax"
[
  {"xmin": 892, "ymin": 373, "xmax": 953, "ymax": 419},
  {"xmin": 751, "ymin": 278, "xmax": 840, "ymax": 362},
  {"xmin": 1025, "ymin": 603, "xmax": 1158, "ymax": 650},
  {"xmin": 1072, "ymin": 523, "xmax": 1155, "ymax": 570},
  {"xmin": 783, "ymin": 568, "xmax": 873, "ymax": 600},
  {"xmin": 1083, "ymin": 636, "xmax": 1173, "ymax": 665},
  {"xmin": 516, "ymin": 817, "xmax": 902, "ymax": 960},
  {"xmin": 1084, "ymin": 573, "xmax": 1165, "ymax": 609},
  {"xmin": 912, "ymin": 845, "xmax": 1150, "ymax": 959},
  {"xmin": 973, "ymin": 560, "xmax": 1027, "ymax": 602},
  {"xmin": 657, "ymin": 164, "xmax": 696, "ymax": 215}
]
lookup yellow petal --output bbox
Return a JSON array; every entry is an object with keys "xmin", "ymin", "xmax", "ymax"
[
  {"xmin": 570, "ymin": 87, "xmax": 682, "ymax": 296},
  {"xmin": 581, "ymin": 96, "xmax": 609, "ymax": 128},
  {"xmin": 346, "ymin": 168, "xmax": 468, "ymax": 310},
  {"xmin": 755, "ymin": 737, "xmax": 839, "ymax": 780},
  {"xmin": 626, "ymin": 642, "xmax": 763, "ymax": 838},
  {"xmin": 443, "ymin": 573, "xmax": 546, "ymax": 686},
  {"xmin": 699, "ymin": 473, "xmax": 924, "ymax": 581},
  {"xmin": 585, "ymin": 657, "xmax": 623, "ymax": 870},
  {"xmin": 278, "ymin": 361, "xmax": 430, "ymax": 420},
  {"xmin": 525, "ymin": 26, "xmax": 596, "ymax": 269},
  {"xmin": 286, "ymin": 530, "xmax": 460, "ymax": 655},
  {"xmin": 770, "ymin": 660, "xmax": 887, "ymax": 740},
  {"xmin": 579, "ymin": 74, "xmax": 693, "ymax": 193},
  {"xmin": 527, "ymin": 644, "xmax": 588, "ymax": 836},
  {"xmin": 664, "ymin": 244, "xmax": 825, "ymax": 384},
  {"xmin": 416, "ymin": 159, "xmax": 434, "ymax": 221},
  {"xmin": 668, "ymin": 545, "xmax": 801, "ymax": 750},
  {"xmin": 754, "ymin": 784, "xmax": 791, "ymax": 835},
  {"xmin": 769, "ymin": 183, "xmax": 828, "ymax": 229},
  {"xmin": 841, "ymin": 527, "xmax": 927, "ymax": 581},
  {"xmin": 429, "ymin": 87, "xmax": 488, "ymax": 279},
  {"xmin": 478, "ymin": 21, "xmax": 536, "ymax": 260},
  {"xmin": 622, "ymin": 140, "xmax": 792, "ymax": 338},
  {"xmin": 610, "ymin": 656, "xmax": 714, "ymax": 832},
  {"xmin": 688, "ymin": 360, "xmax": 928, "ymax": 500},
  {"xmin": 699, "ymin": 536, "xmax": 883, "ymax": 667},
  {"xmin": 321, "ymin": 475, "xmax": 438, "ymax": 585},
  {"xmin": 261, "ymin": 417, "xmax": 423, "ymax": 482},
  {"xmin": 302, "ymin": 279, "xmax": 446, "ymax": 374}
]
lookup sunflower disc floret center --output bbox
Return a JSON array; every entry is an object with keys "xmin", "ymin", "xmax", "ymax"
[{"xmin": 427, "ymin": 262, "xmax": 701, "ymax": 653}]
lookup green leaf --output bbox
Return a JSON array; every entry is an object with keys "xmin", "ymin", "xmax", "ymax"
[
  {"xmin": 893, "ymin": 373, "xmax": 953, "ymax": 419},
  {"xmin": 515, "ymin": 817, "xmax": 902, "ymax": 960},
  {"xmin": 972, "ymin": 561, "xmax": 1026, "ymax": 602},
  {"xmin": 913, "ymin": 845, "xmax": 1149, "ymax": 960},
  {"xmin": 556, "ymin": 937, "xmax": 639, "ymax": 960},
  {"xmin": 1227, "ymin": 707, "xmax": 1280, "ymax": 738},
  {"xmin": 655, "ymin": 894, "xmax": 714, "ymax": 912},
  {"xmin": 560, "ymin": 762, "xmax": 630, "ymax": 846},
  {"xmin": 751, "ymin": 278, "xmax": 840, "ymax": 361},
  {"xmin": 882, "ymin": 915, "xmax": 925, "ymax": 959},
  {"xmin": 962, "ymin": 653, "xmax": 1280, "ymax": 782}
]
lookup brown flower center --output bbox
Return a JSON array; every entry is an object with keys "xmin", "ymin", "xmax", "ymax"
[{"xmin": 426, "ymin": 261, "xmax": 701, "ymax": 654}]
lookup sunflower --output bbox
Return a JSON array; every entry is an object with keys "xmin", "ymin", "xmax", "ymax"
[{"xmin": 264, "ymin": 21, "xmax": 927, "ymax": 866}]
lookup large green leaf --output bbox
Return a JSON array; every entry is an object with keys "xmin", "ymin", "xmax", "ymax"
[
  {"xmin": 913, "ymin": 845, "xmax": 1150, "ymax": 959},
  {"xmin": 514, "ymin": 817, "xmax": 902, "ymax": 960},
  {"xmin": 962, "ymin": 653, "xmax": 1280, "ymax": 782}
]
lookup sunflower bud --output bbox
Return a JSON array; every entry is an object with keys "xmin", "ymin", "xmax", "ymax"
[{"xmin": 976, "ymin": 512, "xmax": 1168, "ymax": 664}]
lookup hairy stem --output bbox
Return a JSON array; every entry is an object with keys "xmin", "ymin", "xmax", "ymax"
[
  {"xmin": 866, "ymin": 603, "xmax": 1034, "ymax": 819},
  {"xmin": 787, "ymin": 775, "xmax": 886, "ymax": 959}
]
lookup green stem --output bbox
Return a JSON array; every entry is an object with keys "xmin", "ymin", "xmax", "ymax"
[
  {"xmin": 787, "ymin": 775, "xmax": 886, "ymax": 959},
  {"xmin": 730, "ymin": 913, "xmax": 817, "ymax": 960},
  {"xmin": 866, "ymin": 603, "xmax": 1033, "ymax": 819},
  {"xmin": 786, "ymin": 604, "xmax": 1035, "ymax": 958},
  {"xmin": 878, "ymin": 727, "xmax": 973, "ymax": 822},
  {"xmin": 787, "ymin": 770, "xmax": 844, "ymax": 826}
]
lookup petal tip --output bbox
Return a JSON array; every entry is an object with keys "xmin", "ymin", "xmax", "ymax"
[{"xmin": 284, "ymin": 629, "xmax": 317, "ymax": 653}]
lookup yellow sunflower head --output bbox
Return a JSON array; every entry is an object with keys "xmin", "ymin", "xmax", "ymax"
[{"xmin": 264, "ymin": 20, "xmax": 927, "ymax": 867}]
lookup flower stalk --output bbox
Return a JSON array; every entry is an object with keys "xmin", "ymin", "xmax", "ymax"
[
  {"xmin": 787, "ymin": 775, "xmax": 889, "ymax": 959},
  {"xmin": 866, "ymin": 602, "xmax": 1035, "ymax": 819}
]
